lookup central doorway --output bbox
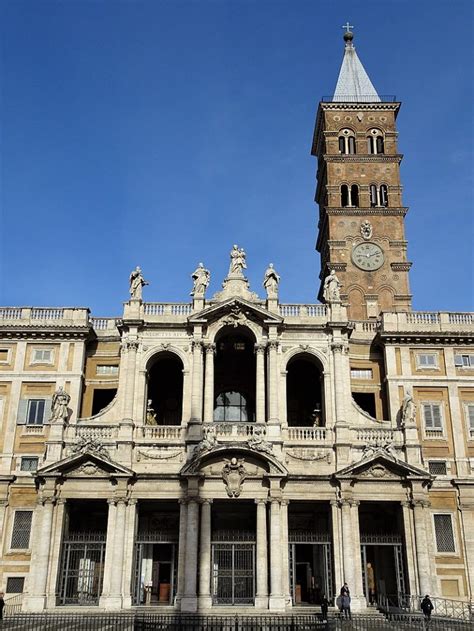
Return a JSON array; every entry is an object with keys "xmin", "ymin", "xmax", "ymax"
[{"xmin": 211, "ymin": 501, "xmax": 256, "ymax": 605}]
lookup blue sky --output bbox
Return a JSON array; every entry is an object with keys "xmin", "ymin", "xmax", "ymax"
[{"xmin": 1, "ymin": 0, "xmax": 473, "ymax": 315}]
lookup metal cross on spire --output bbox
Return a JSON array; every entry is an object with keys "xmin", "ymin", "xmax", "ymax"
[{"xmin": 342, "ymin": 22, "xmax": 354, "ymax": 33}]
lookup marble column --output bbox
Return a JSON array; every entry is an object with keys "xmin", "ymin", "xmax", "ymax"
[
  {"xmin": 401, "ymin": 501, "xmax": 419, "ymax": 595},
  {"xmin": 122, "ymin": 340, "xmax": 138, "ymax": 420},
  {"xmin": 23, "ymin": 498, "xmax": 55, "ymax": 612},
  {"xmin": 198, "ymin": 499, "xmax": 212, "ymax": 608},
  {"xmin": 280, "ymin": 499, "xmax": 290, "ymax": 605},
  {"xmin": 268, "ymin": 341, "xmax": 279, "ymax": 424},
  {"xmin": 46, "ymin": 499, "xmax": 66, "ymax": 607},
  {"xmin": 181, "ymin": 498, "xmax": 199, "ymax": 612},
  {"xmin": 412, "ymin": 500, "xmax": 433, "ymax": 595},
  {"xmin": 99, "ymin": 499, "xmax": 117, "ymax": 607},
  {"xmin": 176, "ymin": 499, "xmax": 188, "ymax": 604},
  {"xmin": 255, "ymin": 344, "xmax": 266, "ymax": 423},
  {"xmin": 350, "ymin": 500, "xmax": 364, "ymax": 599},
  {"xmin": 340, "ymin": 500, "xmax": 355, "ymax": 589},
  {"xmin": 122, "ymin": 499, "xmax": 137, "ymax": 608},
  {"xmin": 107, "ymin": 499, "xmax": 127, "ymax": 608},
  {"xmin": 190, "ymin": 342, "xmax": 204, "ymax": 422},
  {"xmin": 269, "ymin": 499, "xmax": 285, "ymax": 610},
  {"xmin": 203, "ymin": 344, "xmax": 215, "ymax": 423},
  {"xmin": 255, "ymin": 499, "xmax": 268, "ymax": 608},
  {"xmin": 330, "ymin": 500, "xmax": 344, "ymax": 592},
  {"xmin": 331, "ymin": 342, "xmax": 346, "ymax": 422}
]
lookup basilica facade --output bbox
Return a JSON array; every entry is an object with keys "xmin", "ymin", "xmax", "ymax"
[{"xmin": 0, "ymin": 31, "xmax": 473, "ymax": 615}]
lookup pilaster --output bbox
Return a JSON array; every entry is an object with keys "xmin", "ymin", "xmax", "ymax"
[
  {"xmin": 268, "ymin": 498, "xmax": 285, "ymax": 611},
  {"xmin": 175, "ymin": 499, "xmax": 188, "ymax": 605},
  {"xmin": 198, "ymin": 499, "xmax": 213, "ymax": 609},
  {"xmin": 412, "ymin": 499, "xmax": 433, "ymax": 595},
  {"xmin": 203, "ymin": 344, "xmax": 215, "ymax": 423},
  {"xmin": 23, "ymin": 498, "xmax": 55, "ymax": 612},
  {"xmin": 181, "ymin": 498, "xmax": 199, "ymax": 612},
  {"xmin": 255, "ymin": 343, "xmax": 266, "ymax": 424},
  {"xmin": 255, "ymin": 498, "xmax": 268, "ymax": 608}
]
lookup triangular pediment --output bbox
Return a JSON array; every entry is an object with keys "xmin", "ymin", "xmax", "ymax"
[
  {"xmin": 334, "ymin": 449, "xmax": 431, "ymax": 482},
  {"xmin": 189, "ymin": 298, "xmax": 282, "ymax": 327},
  {"xmin": 37, "ymin": 450, "xmax": 135, "ymax": 479}
]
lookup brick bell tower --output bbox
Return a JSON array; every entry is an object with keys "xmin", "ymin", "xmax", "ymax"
[{"xmin": 312, "ymin": 26, "xmax": 412, "ymax": 320}]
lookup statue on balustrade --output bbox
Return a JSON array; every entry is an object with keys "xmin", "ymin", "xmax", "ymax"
[
  {"xmin": 323, "ymin": 269, "xmax": 341, "ymax": 303},
  {"xmin": 129, "ymin": 266, "xmax": 149, "ymax": 300},
  {"xmin": 263, "ymin": 263, "xmax": 280, "ymax": 298},
  {"xmin": 247, "ymin": 425, "xmax": 273, "ymax": 453},
  {"xmin": 50, "ymin": 386, "xmax": 71, "ymax": 423},
  {"xmin": 146, "ymin": 400, "xmax": 158, "ymax": 425},
  {"xmin": 190, "ymin": 262, "xmax": 210, "ymax": 297}
]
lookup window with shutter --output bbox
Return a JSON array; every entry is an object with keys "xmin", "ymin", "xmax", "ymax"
[
  {"xmin": 465, "ymin": 403, "xmax": 474, "ymax": 439},
  {"xmin": 423, "ymin": 403, "xmax": 444, "ymax": 435},
  {"xmin": 27, "ymin": 399, "xmax": 46, "ymax": 425},
  {"xmin": 433, "ymin": 514, "xmax": 456, "ymax": 553},
  {"xmin": 455, "ymin": 354, "xmax": 474, "ymax": 368},
  {"xmin": 10, "ymin": 511, "xmax": 33, "ymax": 549}
]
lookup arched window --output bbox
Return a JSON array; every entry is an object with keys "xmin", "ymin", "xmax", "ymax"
[
  {"xmin": 380, "ymin": 184, "xmax": 388, "ymax": 207},
  {"xmin": 351, "ymin": 184, "xmax": 359, "ymax": 208},
  {"xmin": 214, "ymin": 391, "xmax": 248, "ymax": 422},
  {"xmin": 338, "ymin": 129, "xmax": 356, "ymax": 155},
  {"xmin": 286, "ymin": 356, "xmax": 324, "ymax": 427},
  {"xmin": 341, "ymin": 184, "xmax": 349, "ymax": 207},
  {"xmin": 367, "ymin": 129, "xmax": 384, "ymax": 154},
  {"xmin": 370, "ymin": 184, "xmax": 378, "ymax": 207},
  {"xmin": 147, "ymin": 354, "xmax": 184, "ymax": 425}
]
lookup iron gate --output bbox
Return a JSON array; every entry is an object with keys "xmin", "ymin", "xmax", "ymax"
[
  {"xmin": 211, "ymin": 543, "xmax": 255, "ymax": 605},
  {"xmin": 288, "ymin": 541, "xmax": 334, "ymax": 605},
  {"xmin": 58, "ymin": 533, "xmax": 106, "ymax": 605},
  {"xmin": 132, "ymin": 538, "xmax": 178, "ymax": 606},
  {"xmin": 361, "ymin": 535, "xmax": 407, "ymax": 605}
]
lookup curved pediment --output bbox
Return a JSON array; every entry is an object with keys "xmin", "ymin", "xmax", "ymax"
[{"xmin": 181, "ymin": 443, "xmax": 288, "ymax": 477}]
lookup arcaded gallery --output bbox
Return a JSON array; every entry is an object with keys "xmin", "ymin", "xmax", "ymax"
[{"xmin": 0, "ymin": 30, "xmax": 473, "ymax": 620}]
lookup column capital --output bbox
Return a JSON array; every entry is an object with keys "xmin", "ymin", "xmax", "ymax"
[
  {"xmin": 329, "ymin": 499, "xmax": 340, "ymax": 507},
  {"xmin": 280, "ymin": 499, "xmax": 290, "ymax": 507},
  {"xmin": 255, "ymin": 498, "xmax": 268, "ymax": 505},
  {"xmin": 254, "ymin": 343, "xmax": 267, "ymax": 354},
  {"xmin": 200, "ymin": 498, "xmax": 213, "ymax": 505},
  {"xmin": 269, "ymin": 497, "xmax": 281, "ymax": 506},
  {"xmin": 37, "ymin": 496, "xmax": 56, "ymax": 507},
  {"xmin": 128, "ymin": 498, "xmax": 138, "ymax": 506},
  {"xmin": 400, "ymin": 500, "xmax": 411, "ymax": 508},
  {"xmin": 331, "ymin": 342, "xmax": 348, "ymax": 354},
  {"xmin": 191, "ymin": 340, "xmax": 204, "ymax": 352},
  {"xmin": 268, "ymin": 340, "xmax": 279, "ymax": 351},
  {"xmin": 204, "ymin": 342, "xmax": 216, "ymax": 354},
  {"xmin": 121, "ymin": 339, "xmax": 139, "ymax": 353},
  {"xmin": 412, "ymin": 499, "xmax": 431, "ymax": 509}
]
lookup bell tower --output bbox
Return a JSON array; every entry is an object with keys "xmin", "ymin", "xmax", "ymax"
[{"xmin": 312, "ymin": 26, "xmax": 412, "ymax": 319}]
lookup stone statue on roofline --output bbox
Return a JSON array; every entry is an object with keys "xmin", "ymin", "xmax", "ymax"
[
  {"xmin": 229, "ymin": 245, "xmax": 247, "ymax": 276},
  {"xmin": 323, "ymin": 269, "xmax": 342, "ymax": 303},
  {"xmin": 401, "ymin": 390, "xmax": 416, "ymax": 427},
  {"xmin": 129, "ymin": 266, "xmax": 149, "ymax": 300},
  {"xmin": 263, "ymin": 263, "xmax": 280, "ymax": 298},
  {"xmin": 191, "ymin": 262, "xmax": 210, "ymax": 297}
]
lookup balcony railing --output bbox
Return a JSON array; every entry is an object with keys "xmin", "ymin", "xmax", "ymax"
[
  {"xmin": 381, "ymin": 311, "xmax": 474, "ymax": 333},
  {"xmin": 279, "ymin": 304, "xmax": 327, "ymax": 318},
  {"xmin": 287, "ymin": 427, "xmax": 328, "ymax": 441},
  {"xmin": 354, "ymin": 427, "xmax": 403, "ymax": 445},
  {"xmin": 143, "ymin": 303, "xmax": 193, "ymax": 317},
  {"xmin": 0, "ymin": 307, "xmax": 90, "ymax": 327},
  {"xmin": 75, "ymin": 425, "xmax": 118, "ymax": 440},
  {"xmin": 90, "ymin": 317, "xmax": 119, "ymax": 332},
  {"xmin": 140, "ymin": 425, "xmax": 185, "ymax": 441},
  {"xmin": 213, "ymin": 422, "xmax": 261, "ymax": 438}
]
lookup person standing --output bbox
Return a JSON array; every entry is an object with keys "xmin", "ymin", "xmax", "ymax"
[
  {"xmin": 340, "ymin": 583, "xmax": 351, "ymax": 619},
  {"xmin": 0, "ymin": 592, "xmax": 5, "ymax": 621},
  {"xmin": 320, "ymin": 593, "xmax": 329, "ymax": 622},
  {"xmin": 421, "ymin": 595, "xmax": 434, "ymax": 621}
]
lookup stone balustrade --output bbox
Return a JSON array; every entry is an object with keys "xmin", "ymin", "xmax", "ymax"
[
  {"xmin": 140, "ymin": 425, "xmax": 185, "ymax": 441},
  {"xmin": 279, "ymin": 304, "xmax": 327, "ymax": 319},
  {"xmin": 75, "ymin": 425, "xmax": 119, "ymax": 440},
  {"xmin": 286, "ymin": 426, "xmax": 328, "ymax": 442},
  {"xmin": 143, "ymin": 303, "xmax": 193, "ymax": 317},
  {"xmin": 381, "ymin": 311, "xmax": 474, "ymax": 333},
  {"xmin": 354, "ymin": 426, "xmax": 404, "ymax": 445},
  {"xmin": 0, "ymin": 307, "xmax": 90, "ymax": 327},
  {"xmin": 90, "ymin": 318, "xmax": 119, "ymax": 333},
  {"xmin": 213, "ymin": 422, "xmax": 262, "ymax": 439}
]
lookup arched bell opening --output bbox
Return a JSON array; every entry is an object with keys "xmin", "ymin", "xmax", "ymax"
[
  {"xmin": 286, "ymin": 354, "xmax": 325, "ymax": 427},
  {"xmin": 213, "ymin": 327, "xmax": 256, "ymax": 423},
  {"xmin": 146, "ymin": 352, "xmax": 184, "ymax": 425}
]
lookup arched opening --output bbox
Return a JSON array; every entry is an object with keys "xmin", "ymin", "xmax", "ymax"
[
  {"xmin": 351, "ymin": 184, "xmax": 359, "ymax": 208},
  {"xmin": 286, "ymin": 355, "xmax": 324, "ymax": 427},
  {"xmin": 340, "ymin": 184, "xmax": 349, "ymax": 207},
  {"xmin": 147, "ymin": 353, "xmax": 184, "ymax": 425},
  {"xmin": 214, "ymin": 328, "xmax": 256, "ymax": 422},
  {"xmin": 338, "ymin": 130, "xmax": 356, "ymax": 155},
  {"xmin": 370, "ymin": 184, "xmax": 378, "ymax": 207},
  {"xmin": 380, "ymin": 184, "xmax": 388, "ymax": 207}
]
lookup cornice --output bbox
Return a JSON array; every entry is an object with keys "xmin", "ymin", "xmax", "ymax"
[
  {"xmin": 325, "ymin": 207, "xmax": 408, "ymax": 217},
  {"xmin": 379, "ymin": 333, "xmax": 474, "ymax": 345},
  {"xmin": 319, "ymin": 102, "xmax": 401, "ymax": 112},
  {"xmin": 391, "ymin": 262, "xmax": 412, "ymax": 272},
  {"xmin": 0, "ymin": 326, "xmax": 90, "ymax": 341},
  {"xmin": 323, "ymin": 154, "xmax": 403, "ymax": 164}
]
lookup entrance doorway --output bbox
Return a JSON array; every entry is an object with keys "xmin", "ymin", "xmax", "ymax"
[{"xmin": 211, "ymin": 500, "xmax": 256, "ymax": 605}]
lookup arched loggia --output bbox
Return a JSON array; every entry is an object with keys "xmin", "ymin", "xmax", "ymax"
[
  {"xmin": 286, "ymin": 354, "xmax": 325, "ymax": 427},
  {"xmin": 147, "ymin": 352, "xmax": 184, "ymax": 425}
]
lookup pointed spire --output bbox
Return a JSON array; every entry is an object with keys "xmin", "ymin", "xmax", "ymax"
[{"xmin": 333, "ymin": 25, "xmax": 380, "ymax": 103}]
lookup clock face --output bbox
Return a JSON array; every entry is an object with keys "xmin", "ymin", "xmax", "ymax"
[{"xmin": 352, "ymin": 242, "xmax": 385, "ymax": 271}]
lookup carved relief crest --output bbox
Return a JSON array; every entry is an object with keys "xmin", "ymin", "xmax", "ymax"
[
  {"xmin": 222, "ymin": 457, "xmax": 247, "ymax": 498},
  {"xmin": 221, "ymin": 305, "xmax": 249, "ymax": 328},
  {"xmin": 70, "ymin": 436, "xmax": 110, "ymax": 460}
]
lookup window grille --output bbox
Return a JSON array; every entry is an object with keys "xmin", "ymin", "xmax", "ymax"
[
  {"xmin": 423, "ymin": 403, "xmax": 443, "ymax": 432},
  {"xmin": 351, "ymin": 368, "xmax": 373, "ymax": 380},
  {"xmin": 6, "ymin": 577, "xmax": 25, "ymax": 593},
  {"xmin": 428, "ymin": 461, "xmax": 447, "ymax": 476},
  {"xmin": 11, "ymin": 511, "xmax": 33, "ymax": 549},
  {"xmin": 96, "ymin": 364, "xmax": 119, "ymax": 375},
  {"xmin": 434, "ymin": 514, "xmax": 455, "ymax": 553},
  {"xmin": 20, "ymin": 456, "xmax": 39, "ymax": 472}
]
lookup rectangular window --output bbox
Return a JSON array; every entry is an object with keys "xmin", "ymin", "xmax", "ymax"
[
  {"xmin": 351, "ymin": 368, "xmax": 373, "ymax": 380},
  {"xmin": 455, "ymin": 354, "xmax": 474, "ymax": 368},
  {"xmin": 0, "ymin": 348, "xmax": 10, "ymax": 362},
  {"xmin": 32, "ymin": 349, "xmax": 52, "ymax": 364},
  {"xmin": 96, "ymin": 364, "xmax": 119, "ymax": 376},
  {"xmin": 433, "ymin": 514, "xmax": 456, "ymax": 553},
  {"xmin": 27, "ymin": 399, "xmax": 46, "ymax": 425},
  {"xmin": 20, "ymin": 456, "xmax": 39, "ymax": 472},
  {"xmin": 6, "ymin": 577, "xmax": 25, "ymax": 593},
  {"xmin": 10, "ymin": 511, "xmax": 33, "ymax": 549},
  {"xmin": 416, "ymin": 353, "xmax": 438, "ymax": 369},
  {"xmin": 428, "ymin": 461, "xmax": 447, "ymax": 476},
  {"xmin": 422, "ymin": 403, "xmax": 444, "ymax": 434},
  {"xmin": 465, "ymin": 403, "xmax": 474, "ymax": 439}
]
